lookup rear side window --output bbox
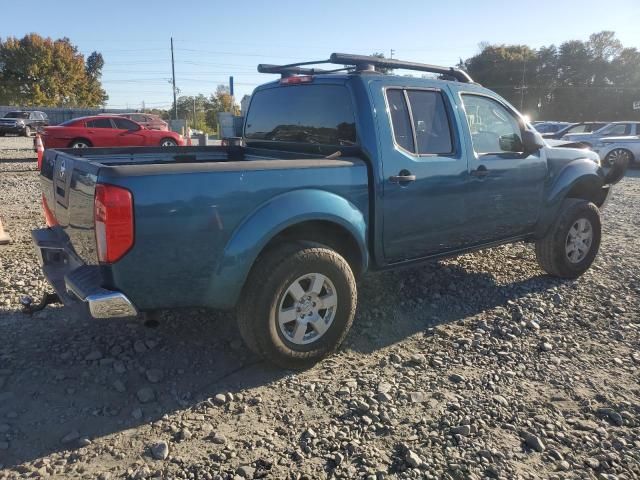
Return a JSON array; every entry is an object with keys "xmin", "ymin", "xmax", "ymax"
[
  {"xmin": 387, "ymin": 90, "xmax": 414, "ymax": 152},
  {"xmin": 407, "ymin": 91, "xmax": 453, "ymax": 154},
  {"xmin": 245, "ymin": 85, "xmax": 356, "ymax": 146},
  {"xmin": 86, "ymin": 118, "xmax": 113, "ymax": 128},
  {"xmin": 386, "ymin": 89, "xmax": 454, "ymax": 155}
]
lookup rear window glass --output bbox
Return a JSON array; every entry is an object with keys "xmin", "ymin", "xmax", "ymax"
[{"xmin": 245, "ymin": 85, "xmax": 356, "ymax": 146}]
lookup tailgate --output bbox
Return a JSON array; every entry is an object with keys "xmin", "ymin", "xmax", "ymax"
[{"xmin": 41, "ymin": 149, "xmax": 100, "ymax": 264}]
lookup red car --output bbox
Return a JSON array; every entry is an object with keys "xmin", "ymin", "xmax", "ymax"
[{"xmin": 42, "ymin": 116, "xmax": 184, "ymax": 149}]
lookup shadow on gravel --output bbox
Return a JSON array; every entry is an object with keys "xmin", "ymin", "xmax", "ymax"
[{"xmin": 0, "ymin": 255, "xmax": 565, "ymax": 467}]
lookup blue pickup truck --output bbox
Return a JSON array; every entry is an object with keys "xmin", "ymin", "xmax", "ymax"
[{"xmin": 33, "ymin": 53, "xmax": 625, "ymax": 368}]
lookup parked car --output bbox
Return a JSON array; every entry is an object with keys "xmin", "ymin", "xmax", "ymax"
[
  {"xmin": 533, "ymin": 121, "xmax": 570, "ymax": 135},
  {"xmin": 113, "ymin": 113, "xmax": 169, "ymax": 131},
  {"xmin": 541, "ymin": 121, "xmax": 608, "ymax": 140},
  {"xmin": 562, "ymin": 121, "xmax": 640, "ymax": 147},
  {"xmin": 41, "ymin": 115, "xmax": 183, "ymax": 149},
  {"xmin": 32, "ymin": 53, "xmax": 626, "ymax": 368},
  {"xmin": 593, "ymin": 136, "xmax": 640, "ymax": 167},
  {"xmin": 0, "ymin": 111, "xmax": 49, "ymax": 137}
]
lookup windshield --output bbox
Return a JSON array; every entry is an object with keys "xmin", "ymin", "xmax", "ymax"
[
  {"xmin": 58, "ymin": 118, "xmax": 82, "ymax": 126},
  {"xmin": 4, "ymin": 112, "xmax": 29, "ymax": 119}
]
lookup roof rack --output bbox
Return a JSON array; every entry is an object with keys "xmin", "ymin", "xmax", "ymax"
[{"xmin": 257, "ymin": 52, "xmax": 473, "ymax": 83}]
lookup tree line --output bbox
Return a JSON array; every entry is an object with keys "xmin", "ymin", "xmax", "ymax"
[
  {"xmin": 462, "ymin": 31, "xmax": 640, "ymax": 121},
  {"xmin": 168, "ymin": 85, "xmax": 240, "ymax": 132}
]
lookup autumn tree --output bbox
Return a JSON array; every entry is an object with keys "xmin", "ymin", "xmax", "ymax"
[{"xmin": 0, "ymin": 34, "xmax": 107, "ymax": 107}]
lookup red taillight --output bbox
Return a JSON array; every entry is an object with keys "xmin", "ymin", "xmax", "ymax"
[
  {"xmin": 279, "ymin": 75, "xmax": 314, "ymax": 85},
  {"xmin": 42, "ymin": 193, "xmax": 58, "ymax": 227},
  {"xmin": 94, "ymin": 184, "xmax": 134, "ymax": 263}
]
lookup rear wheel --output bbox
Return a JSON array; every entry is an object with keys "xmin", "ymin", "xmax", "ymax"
[
  {"xmin": 23, "ymin": 126, "xmax": 31, "ymax": 137},
  {"xmin": 237, "ymin": 243, "xmax": 357, "ymax": 368},
  {"xmin": 69, "ymin": 139, "xmax": 91, "ymax": 148},
  {"xmin": 535, "ymin": 199, "xmax": 601, "ymax": 279},
  {"xmin": 160, "ymin": 138, "xmax": 177, "ymax": 147}
]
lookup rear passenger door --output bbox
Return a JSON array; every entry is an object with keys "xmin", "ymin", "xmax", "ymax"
[
  {"xmin": 456, "ymin": 93, "xmax": 546, "ymax": 243},
  {"xmin": 377, "ymin": 85, "xmax": 471, "ymax": 262}
]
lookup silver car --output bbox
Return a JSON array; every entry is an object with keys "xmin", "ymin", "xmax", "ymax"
[
  {"xmin": 593, "ymin": 136, "xmax": 640, "ymax": 167},
  {"xmin": 562, "ymin": 121, "xmax": 640, "ymax": 147}
]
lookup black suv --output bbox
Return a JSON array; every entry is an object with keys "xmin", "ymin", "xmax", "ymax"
[{"xmin": 0, "ymin": 111, "xmax": 49, "ymax": 137}]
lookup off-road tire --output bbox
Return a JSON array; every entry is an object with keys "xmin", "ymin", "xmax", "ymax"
[
  {"xmin": 237, "ymin": 243, "xmax": 357, "ymax": 369},
  {"xmin": 535, "ymin": 199, "xmax": 601, "ymax": 279}
]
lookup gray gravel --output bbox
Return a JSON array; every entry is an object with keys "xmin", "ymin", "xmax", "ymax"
[{"xmin": 1, "ymin": 136, "xmax": 639, "ymax": 479}]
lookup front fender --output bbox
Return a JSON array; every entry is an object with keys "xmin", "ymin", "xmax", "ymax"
[
  {"xmin": 206, "ymin": 189, "xmax": 368, "ymax": 309},
  {"xmin": 535, "ymin": 158, "xmax": 605, "ymax": 237}
]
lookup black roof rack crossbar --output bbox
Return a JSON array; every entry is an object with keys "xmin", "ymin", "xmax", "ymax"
[
  {"xmin": 257, "ymin": 53, "xmax": 473, "ymax": 83},
  {"xmin": 330, "ymin": 53, "xmax": 473, "ymax": 83}
]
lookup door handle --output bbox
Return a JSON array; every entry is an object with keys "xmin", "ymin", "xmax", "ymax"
[
  {"xmin": 470, "ymin": 165, "xmax": 489, "ymax": 178},
  {"xmin": 389, "ymin": 173, "xmax": 416, "ymax": 184}
]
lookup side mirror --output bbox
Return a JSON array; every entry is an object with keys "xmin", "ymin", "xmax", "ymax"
[
  {"xmin": 521, "ymin": 129, "xmax": 545, "ymax": 153},
  {"xmin": 498, "ymin": 133, "xmax": 524, "ymax": 152}
]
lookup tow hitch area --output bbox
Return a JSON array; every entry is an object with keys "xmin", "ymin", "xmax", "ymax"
[{"xmin": 20, "ymin": 293, "xmax": 61, "ymax": 314}]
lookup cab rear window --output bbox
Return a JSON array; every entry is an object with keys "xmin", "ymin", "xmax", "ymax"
[{"xmin": 244, "ymin": 85, "xmax": 356, "ymax": 146}]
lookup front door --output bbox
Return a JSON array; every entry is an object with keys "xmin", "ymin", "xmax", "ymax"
[
  {"xmin": 376, "ymin": 84, "xmax": 471, "ymax": 262},
  {"xmin": 112, "ymin": 117, "xmax": 146, "ymax": 146},
  {"xmin": 456, "ymin": 93, "xmax": 546, "ymax": 243}
]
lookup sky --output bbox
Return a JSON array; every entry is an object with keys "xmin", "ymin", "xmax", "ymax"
[{"xmin": 2, "ymin": 0, "xmax": 639, "ymax": 110}]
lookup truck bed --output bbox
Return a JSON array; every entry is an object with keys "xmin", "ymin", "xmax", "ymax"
[{"xmin": 39, "ymin": 145, "xmax": 369, "ymax": 310}]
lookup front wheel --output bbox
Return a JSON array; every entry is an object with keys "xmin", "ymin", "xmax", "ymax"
[
  {"xmin": 160, "ymin": 138, "xmax": 177, "ymax": 147},
  {"xmin": 23, "ymin": 126, "xmax": 31, "ymax": 137},
  {"xmin": 605, "ymin": 148, "xmax": 634, "ymax": 167},
  {"xmin": 535, "ymin": 199, "xmax": 601, "ymax": 279},
  {"xmin": 237, "ymin": 243, "xmax": 357, "ymax": 368},
  {"xmin": 69, "ymin": 140, "xmax": 91, "ymax": 148}
]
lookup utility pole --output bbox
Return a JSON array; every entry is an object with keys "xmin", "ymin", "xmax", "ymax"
[
  {"xmin": 171, "ymin": 37, "xmax": 178, "ymax": 120},
  {"xmin": 519, "ymin": 57, "xmax": 527, "ymax": 111},
  {"xmin": 390, "ymin": 49, "xmax": 395, "ymax": 59},
  {"xmin": 193, "ymin": 96, "xmax": 196, "ymax": 129}
]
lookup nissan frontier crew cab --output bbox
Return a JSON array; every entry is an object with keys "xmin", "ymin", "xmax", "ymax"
[{"xmin": 32, "ymin": 53, "xmax": 626, "ymax": 368}]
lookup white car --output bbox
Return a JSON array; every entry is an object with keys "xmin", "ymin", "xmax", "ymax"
[
  {"xmin": 593, "ymin": 136, "xmax": 640, "ymax": 167},
  {"xmin": 562, "ymin": 121, "xmax": 640, "ymax": 147}
]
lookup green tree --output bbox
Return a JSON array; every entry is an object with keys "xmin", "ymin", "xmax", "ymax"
[
  {"xmin": 464, "ymin": 31, "xmax": 640, "ymax": 121},
  {"xmin": 0, "ymin": 34, "xmax": 107, "ymax": 107}
]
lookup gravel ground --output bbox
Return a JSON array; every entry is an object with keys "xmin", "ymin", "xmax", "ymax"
[{"xmin": 0, "ymin": 136, "xmax": 639, "ymax": 479}]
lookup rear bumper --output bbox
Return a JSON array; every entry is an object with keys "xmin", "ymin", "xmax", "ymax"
[{"xmin": 32, "ymin": 228, "xmax": 138, "ymax": 318}]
